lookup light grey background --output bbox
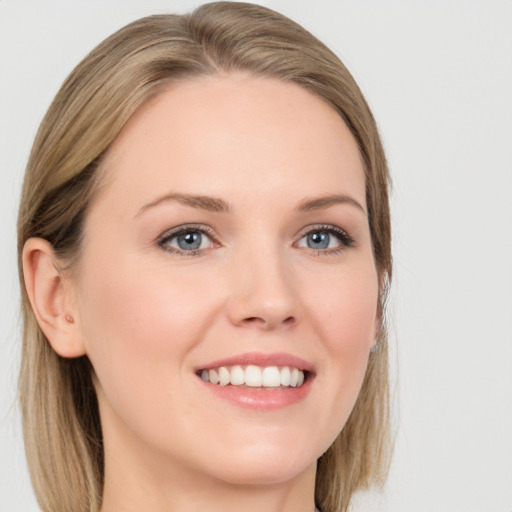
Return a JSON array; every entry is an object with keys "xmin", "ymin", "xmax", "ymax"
[{"xmin": 1, "ymin": 1, "xmax": 511, "ymax": 511}]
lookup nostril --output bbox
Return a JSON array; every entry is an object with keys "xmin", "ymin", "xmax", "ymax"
[{"xmin": 239, "ymin": 315, "xmax": 295, "ymax": 329}]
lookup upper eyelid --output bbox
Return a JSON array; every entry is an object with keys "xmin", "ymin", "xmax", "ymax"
[
  {"xmin": 157, "ymin": 224, "xmax": 220, "ymax": 256},
  {"xmin": 294, "ymin": 224, "xmax": 356, "ymax": 248},
  {"xmin": 294, "ymin": 223, "xmax": 351, "ymax": 238},
  {"xmin": 158, "ymin": 224, "xmax": 217, "ymax": 241}
]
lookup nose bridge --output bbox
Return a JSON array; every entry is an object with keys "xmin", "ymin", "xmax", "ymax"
[{"xmin": 227, "ymin": 234, "xmax": 297, "ymax": 329}]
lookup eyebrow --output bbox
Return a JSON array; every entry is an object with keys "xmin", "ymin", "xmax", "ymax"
[
  {"xmin": 136, "ymin": 193, "xmax": 231, "ymax": 216},
  {"xmin": 296, "ymin": 194, "xmax": 366, "ymax": 215},
  {"xmin": 136, "ymin": 192, "xmax": 365, "ymax": 217}
]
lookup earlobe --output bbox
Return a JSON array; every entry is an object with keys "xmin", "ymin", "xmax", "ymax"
[{"xmin": 22, "ymin": 238, "xmax": 86, "ymax": 358}]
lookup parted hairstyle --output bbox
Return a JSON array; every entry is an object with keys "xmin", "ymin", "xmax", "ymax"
[{"xmin": 17, "ymin": 3, "xmax": 392, "ymax": 512}]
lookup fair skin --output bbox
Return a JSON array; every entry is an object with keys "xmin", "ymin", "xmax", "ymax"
[{"xmin": 24, "ymin": 74, "xmax": 379, "ymax": 512}]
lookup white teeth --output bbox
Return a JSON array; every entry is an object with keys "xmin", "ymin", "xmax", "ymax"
[
  {"xmin": 218, "ymin": 366, "xmax": 230, "ymax": 386},
  {"xmin": 245, "ymin": 365, "xmax": 262, "ymax": 387},
  {"xmin": 289, "ymin": 368, "xmax": 299, "ymax": 387},
  {"xmin": 230, "ymin": 365, "xmax": 245, "ymax": 385},
  {"xmin": 280, "ymin": 366, "xmax": 291, "ymax": 386},
  {"xmin": 262, "ymin": 366, "xmax": 281, "ymax": 387},
  {"xmin": 209, "ymin": 369, "xmax": 219, "ymax": 385},
  {"xmin": 199, "ymin": 365, "xmax": 307, "ymax": 388}
]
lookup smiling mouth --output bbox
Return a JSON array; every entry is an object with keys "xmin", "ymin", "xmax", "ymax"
[{"xmin": 196, "ymin": 365, "xmax": 308, "ymax": 388}]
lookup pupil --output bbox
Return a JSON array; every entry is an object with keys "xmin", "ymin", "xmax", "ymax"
[
  {"xmin": 178, "ymin": 232, "xmax": 201, "ymax": 250},
  {"xmin": 308, "ymin": 231, "xmax": 329, "ymax": 249}
]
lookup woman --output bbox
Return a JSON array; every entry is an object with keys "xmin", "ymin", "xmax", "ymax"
[{"xmin": 17, "ymin": 2, "xmax": 392, "ymax": 511}]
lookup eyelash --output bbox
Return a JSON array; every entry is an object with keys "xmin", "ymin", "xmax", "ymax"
[
  {"xmin": 157, "ymin": 224, "xmax": 219, "ymax": 257},
  {"xmin": 157, "ymin": 223, "xmax": 355, "ymax": 257},
  {"xmin": 295, "ymin": 224, "xmax": 356, "ymax": 255}
]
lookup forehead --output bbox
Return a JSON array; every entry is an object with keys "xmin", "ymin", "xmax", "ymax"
[{"xmin": 96, "ymin": 73, "xmax": 366, "ymax": 211}]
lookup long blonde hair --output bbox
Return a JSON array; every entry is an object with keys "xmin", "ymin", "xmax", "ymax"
[{"xmin": 17, "ymin": 3, "xmax": 392, "ymax": 511}]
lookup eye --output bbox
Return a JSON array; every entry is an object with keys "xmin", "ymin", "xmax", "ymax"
[
  {"xmin": 296, "ymin": 225, "xmax": 355, "ymax": 253},
  {"xmin": 158, "ymin": 225, "xmax": 217, "ymax": 255}
]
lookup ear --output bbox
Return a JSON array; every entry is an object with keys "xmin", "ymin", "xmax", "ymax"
[{"xmin": 22, "ymin": 238, "xmax": 86, "ymax": 358}]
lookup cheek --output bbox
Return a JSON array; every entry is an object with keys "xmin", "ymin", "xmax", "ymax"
[
  {"xmin": 308, "ymin": 261, "xmax": 378, "ymax": 351},
  {"xmin": 76, "ymin": 254, "xmax": 218, "ymax": 400},
  {"xmin": 333, "ymin": 276, "xmax": 378, "ymax": 378},
  {"xmin": 304, "ymin": 263, "xmax": 378, "ymax": 435}
]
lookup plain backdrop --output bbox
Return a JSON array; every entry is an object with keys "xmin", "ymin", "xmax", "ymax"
[{"xmin": 1, "ymin": 1, "xmax": 511, "ymax": 511}]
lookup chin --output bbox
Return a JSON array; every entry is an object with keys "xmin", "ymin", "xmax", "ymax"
[
  {"xmin": 194, "ymin": 439, "xmax": 318, "ymax": 486},
  {"xmin": 213, "ymin": 459, "xmax": 313, "ymax": 487}
]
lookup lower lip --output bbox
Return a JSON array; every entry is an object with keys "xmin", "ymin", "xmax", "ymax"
[{"xmin": 198, "ymin": 376, "xmax": 314, "ymax": 411}]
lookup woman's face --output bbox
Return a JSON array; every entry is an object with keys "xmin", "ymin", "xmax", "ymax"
[{"xmin": 71, "ymin": 74, "xmax": 379, "ymax": 486}]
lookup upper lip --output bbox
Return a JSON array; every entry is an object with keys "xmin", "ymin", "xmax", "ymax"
[{"xmin": 195, "ymin": 352, "xmax": 315, "ymax": 373}]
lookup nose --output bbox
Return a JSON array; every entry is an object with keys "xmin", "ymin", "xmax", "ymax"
[{"xmin": 226, "ymin": 245, "xmax": 298, "ymax": 331}]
